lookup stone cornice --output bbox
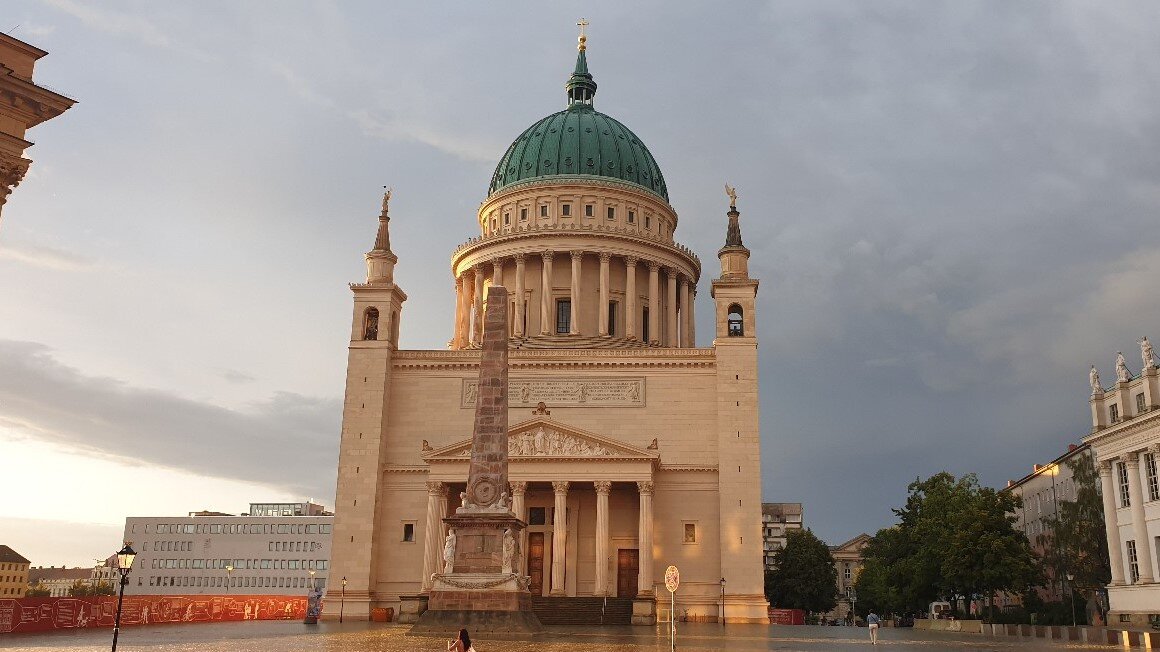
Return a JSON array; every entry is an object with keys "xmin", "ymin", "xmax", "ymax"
[
  {"xmin": 392, "ymin": 347, "xmax": 716, "ymax": 370},
  {"xmin": 1084, "ymin": 408, "xmax": 1160, "ymax": 456},
  {"xmin": 0, "ymin": 68, "xmax": 76, "ymax": 128},
  {"xmin": 383, "ymin": 466, "xmax": 428, "ymax": 473},
  {"xmin": 485, "ymin": 176, "xmax": 675, "ymax": 212},
  {"xmin": 658, "ymin": 465, "xmax": 719, "ymax": 472}
]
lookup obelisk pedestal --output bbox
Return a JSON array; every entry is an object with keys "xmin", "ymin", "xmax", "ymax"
[{"xmin": 410, "ymin": 285, "xmax": 543, "ymax": 636}]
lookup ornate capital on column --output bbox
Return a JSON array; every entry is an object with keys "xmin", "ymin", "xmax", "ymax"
[
  {"xmin": 624, "ymin": 256, "xmax": 638, "ymax": 267},
  {"xmin": 636, "ymin": 481, "xmax": 654, "ymax": 496},
  {"xmin": 492, "ymin": 257, "xmax": 505, "ymax": 270},
  {"xmin": 1123, "ymin": 451, "xmax": 1141, "ymax": 466},
  {"xmin": 594, "ymin": 480, "xmax": 612, "ymax": 495},
  {"xmin": 514, "ymin": 253, "xmax": 526, "ymax": 265},
  {"xmin": 598, "ymin": 252, "xmax": 612, "ymax": 263},
  {"xmin": 1099, "ymin": 459, "xmax": 1114, "ymax": 475},
  {"xmin": 541, "ymin": 251, "xmax": 555, "ymax": 263},
  {"xmin": 1150, "ymin": 444, "xmax": 1160, "ymax": 456},
  {"xmin": 552, "ymin": 480, "xmax": 570, "ymax": 495},
  {"xmin": 509, "ymin": 480, "xmax": 527, "ymax": 496},
  {"xmin": 647, "ymin": 260, "xmax": 660, "ymax": 273},
  {"xmin": 0, "ymin": 154, "xmax": 31, "ymax": 207},
  {"xmin": 570, "ymin": 249, "xmax": 584, "ymax": 261},
  {"xmin": 426, "ymin": 480, "xmax": 447, "ymax": 496}
]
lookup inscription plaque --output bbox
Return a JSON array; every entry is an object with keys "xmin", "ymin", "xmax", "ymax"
[{"xmin": 461, "ymin": 377, "xmax": 645, "ymax": 408}]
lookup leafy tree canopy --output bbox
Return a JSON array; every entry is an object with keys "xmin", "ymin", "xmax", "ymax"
[{"xmin": 764, "ymin": 528, "xmax": 838, "ymax": 614}]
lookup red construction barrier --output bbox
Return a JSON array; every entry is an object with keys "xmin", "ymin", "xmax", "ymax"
[
  {"xmin": 0, "ymin": 595, "xmax": 308, "ymax": 634},
  {"xmin": 769, "ymin": 608, "xmax": 805, "ymax": 625}
]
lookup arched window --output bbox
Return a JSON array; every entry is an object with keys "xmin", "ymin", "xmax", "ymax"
[
  {"xmin": 363, "ymin": 307, "xmax": 379, "ymax": 341},
  {"xmin": 727, "ymin": 304, "xmax": 744, "ymax": 337}
]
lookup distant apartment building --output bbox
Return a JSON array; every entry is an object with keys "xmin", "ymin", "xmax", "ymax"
[
  {"xmin": 28, "ymin": 566, "xmax": 92, "ymax": 597},
  {"xmin": 761, "ymin": 503, "xmax": 803, "ymax": 571},
  {"xmin": 123, "ymin": 502, "xmax": 333, "ymax": 596},
  {"xmin": 1002, "ymin": 442, "xmax": 1092, "ymax": 603},
  {"xmin": 0, "ymin": 545, "xmax": 30, "ymax": 597}
]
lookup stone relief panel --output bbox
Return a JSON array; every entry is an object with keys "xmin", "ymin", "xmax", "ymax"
[
  {"xmin": 456, "ymin": 426, "xmax": 617, "ymax": 458},
  {"xmin": 460, "ymin": 377, "xmax": 644, "ymax": 408}
]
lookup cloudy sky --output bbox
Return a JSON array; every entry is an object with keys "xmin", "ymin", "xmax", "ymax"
[{"xmin": 3, "ymin": 1, "xmax": 1159, "ymax": 567}]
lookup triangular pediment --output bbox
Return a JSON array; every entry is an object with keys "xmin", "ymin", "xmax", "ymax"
[{"xmin": 424, "ymin": 417, "xmax": 658, "ymax": 462}]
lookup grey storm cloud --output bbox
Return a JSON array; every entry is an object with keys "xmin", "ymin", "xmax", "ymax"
[{"xmin": 0, "ymin": 340, "xmax": 340, "ymax": 498}]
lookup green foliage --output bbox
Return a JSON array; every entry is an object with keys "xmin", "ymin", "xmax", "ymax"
[
  {"xmin": 90, "ymin": 580, "xmax": 116, "ymax": 596},
  {"xmin": 764, "ymin": 529, "xmax": 838, "ymax": 614},
  {"xmin": 861, "ymin": 472, "xmax": 1041, "ymax": 619},
  {"xmin": 67, "ymin": 579, "xmax": 114, "ymax": 597},
  {"xmin": 1037, "ymin": 454, "xmax": 1110, "ymax": 620},
  {"xmin": 25, "ymin": 583, "xmax": 51, "ymax": 597}
]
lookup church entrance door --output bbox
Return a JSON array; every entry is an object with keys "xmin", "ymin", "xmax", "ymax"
[
  {"xmin": 617, "ymin": 549, "xmax": 639, "ymax": 598},
  {"xmin": 527, "ymin": 532, "xmax": 545, "ymax": 596}
]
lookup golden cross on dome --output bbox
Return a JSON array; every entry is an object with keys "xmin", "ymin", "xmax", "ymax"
[{"xmin": 577, "ymin": 18, "xmax": 589, "ymax": 51}]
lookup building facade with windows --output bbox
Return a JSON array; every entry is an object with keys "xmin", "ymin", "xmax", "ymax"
[
  {"xmin": 325, "ymin": 33, "xmax": 769, "ymax": 625},
  {"xmin": 1002, "ymin": 442, "xmax": 1092, "ymax": 603},
  {"xmin": 761, "ymin": 503, "xmax": 803, "ymax": 571},
  {"xmin": 0, "ymin": 545, "xmax": 30, "ymax": 598},
  {"xmin": 823, "ymin": 534, "xmax": 870, "ymax": 624},
  {"xmin": 28, "ymin": 567, "xmax": 93, "ymax": 597},
  {"xmin": 121, "ymin": 510, "xmax": 333, "ymax": 596},
  {"xmin": 1084, "ymin": 344, "xmax": 1160, "ymax": 626}
]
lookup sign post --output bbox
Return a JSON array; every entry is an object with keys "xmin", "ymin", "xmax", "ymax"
[{"xmin": 665, "ymin": 565, "xmax": 680, "ymax": 652}]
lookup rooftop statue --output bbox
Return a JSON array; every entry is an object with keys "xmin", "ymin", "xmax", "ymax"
[
  {"xmin": 1140, "ymin": 336, "xmax": 1156, "ymax": 370},
  {"xmin": 1116, "ymin": 352, "xmax": 1132, "ymax": 383},
  {"xmin": 725, "ymin": 183, "xmax": 738, "ymax": 209},
  {"xmin": 1089, "ymin": 365, "xmax": 1102, "ymax": 396}
]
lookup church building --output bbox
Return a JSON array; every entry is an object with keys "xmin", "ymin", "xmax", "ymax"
[{"xmin": 324, "ymin": 30, "xmax": 769, "ymax": 625}]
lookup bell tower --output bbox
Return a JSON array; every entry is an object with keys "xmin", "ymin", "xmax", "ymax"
[
  {"xmin": 711, "ymin": 191, "xmax": 767, "ymax": 622},
  {"xmin": 325, "ymin": 189, "xmax": 408, "ymax": 620}
]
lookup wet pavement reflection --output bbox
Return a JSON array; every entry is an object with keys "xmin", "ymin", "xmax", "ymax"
[{"xmin": 0, "ymin": 621, "xmax": 1118, "ymax": 651}]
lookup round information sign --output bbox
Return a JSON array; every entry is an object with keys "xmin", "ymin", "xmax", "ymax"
[{"xmin": 664, "ymin": 565, "xmax": 680, "ymax": 593}]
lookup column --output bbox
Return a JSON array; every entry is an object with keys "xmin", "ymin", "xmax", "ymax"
[
  {"xmin": 594, "ymin": 481, "xmax": 612, "ymax": 596},
  {"xmin": 1125, "ymin": 452, "xmax": 1155, "ymax": 583},
  {"xmin": 492, "ymin": 258, "xmax": 504, "ymax": 288},
  {"xmin": 688, "ymin": 288, "xmax": 696, "ymax": 346},
  {"xmin": 514, "ymin": 254, "xmax": 526, "ymax": 337},
  {"xmin": 569, "ymin": 251, "xmax": 582, "ymax": 335},
  {"xmin": 453, "ymin": 275, "xmax": 467, "ymax": 349},
  {"xmin": 598, "ymin": 253, "xmax": 611, "ymax": 336},
  {"xmin": 679, "ymin": 275, "xmax": 691, "ymax": 347},
  {"xmin": 551, "ymin": 481, "xmax": 569, "ymax": 595},
  {"xmin": 421, "ymin": 481, "xmax": 447, "ymax": 591},
  {"xmin": 666, "ymin": 269, "xmax": 678, "ymax": 347},
  {"xmin": 637, "ymin": 480, "xmax": 654, "ymax": 596},
  {"xmin": 1100, "ymin": 460, "xmax": 1127, "ymax": 585},
  {"xmin": 647, "ymin": 262, "xmax": 660, "ymax": 345},
  {"xmin": 625, "ymin": 257, "xmax": 638, "ymax": 340},
  {"xmin": 472, "ymin": 264, "xmax": 485, "ymax": 344},
  {"xmin": 540, "ymin": 252, "xmax": 554, "ymax": 335},
  {"xmin": 511, "ymin": 481, "xmax": 528, "ymax": 575}
]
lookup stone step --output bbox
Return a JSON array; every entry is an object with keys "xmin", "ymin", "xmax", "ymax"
[{"xmin": 530, "ymin": 597, "xmax": 634, "ymax": 625}]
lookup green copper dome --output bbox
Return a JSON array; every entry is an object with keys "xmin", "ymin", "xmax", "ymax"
[{"xmin": 487, "ymin": 47, "xmax": 669, "ymax": 201}]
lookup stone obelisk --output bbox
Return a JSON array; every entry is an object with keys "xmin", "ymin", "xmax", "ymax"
[{"xmin": 411, "ymin": 285, "xmax": 543, "ymax": 635}]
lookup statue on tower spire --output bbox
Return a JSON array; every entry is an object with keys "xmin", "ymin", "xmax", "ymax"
[{"xmin": 373, "ymin": 186, "xmax": 393, "ymax": 253}]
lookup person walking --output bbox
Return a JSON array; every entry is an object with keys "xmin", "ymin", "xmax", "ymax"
[{"xmin": 867, "ymin": 611, "xmax": 881, "ymax": 645}]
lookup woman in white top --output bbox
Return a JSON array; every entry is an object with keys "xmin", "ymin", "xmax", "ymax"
[{"xmin": 448, "ymin": 628, "xmax": 475, "ymax": 652}]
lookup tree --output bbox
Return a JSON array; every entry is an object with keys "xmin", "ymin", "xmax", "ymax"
[
  {"xmin": 764, "ymin": 529, "xmax": 838, "ymax": 615},
  {"xmin": 853, "ymin": 557, "xmax": 902, "ymax": 616},
  {"xmin": 1039, "ymin": 453, "xmax": 1111, "ymax": 622},
  {"xmin": 90, "ymin": 580, "xmax": 116, "ymax": 596},
  {"xmin": 26, "ymin": 583, "xmax": 51, "ymax": 597}
]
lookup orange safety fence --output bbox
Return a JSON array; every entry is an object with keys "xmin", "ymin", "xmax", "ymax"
[{"xmin": 0, "ymin": 594, "xmax": 309, "ymax": 634}]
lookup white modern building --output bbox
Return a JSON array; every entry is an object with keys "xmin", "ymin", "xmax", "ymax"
[
  {"xmin": 761, "ymin": 503, "xmax": 803, "ymax": 571},
  {"xmin": 1085, "ymin": 341, "xmax": 1160, "ymax": 627},
  {"xmin": 122, "ymin": 502, "xmax": 333, "ymax": 596}
]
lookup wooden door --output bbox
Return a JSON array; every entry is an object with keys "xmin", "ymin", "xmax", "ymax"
[
  {"xmin": 617, "ymin": 549, "xmax": 639, "ymax": 598},
  {"xmin": 527, "ymin": 532, "xmax": 545, "ymax": 596}
]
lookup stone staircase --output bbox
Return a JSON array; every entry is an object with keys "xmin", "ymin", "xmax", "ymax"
[{"xmin": 530, "ymin": 596, "xmax": 634, "ymax": 625}]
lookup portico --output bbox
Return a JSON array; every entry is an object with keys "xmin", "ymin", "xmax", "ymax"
[{"xmin": 423, "ymin": 419, "xmax": 659, "ymax": 600}]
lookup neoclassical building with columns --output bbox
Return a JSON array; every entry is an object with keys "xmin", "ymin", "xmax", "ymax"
[
  {"xmin": 1085, "ymin": 342, "xmax": 1160, "ymax": 626},
  {"xmin": 324, "ymin": 33, "xmax": 769, "ymax": 625}
]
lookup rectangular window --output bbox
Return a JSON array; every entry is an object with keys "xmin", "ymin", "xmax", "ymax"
[
  {"xmin": 645, "ymin": 215, "xmax": 651, "ymax": 230},
  {"xmin": 606, "ymin": 206, "xmax": 615, "ymax": 220},
  {"xmin": 540, "ymin": 205, "xmax": 548, "ymax": 218},
  {"xmin": 844, "ymin": 564, "xmax": 852, "ymax": 581},
  {"xmin": 683, "ymin": 523, "xmax": 696, "ymax": 543},
  {"xmin": 1147, "ymin": 453, "xmax": 1159, "ymax": 502},
  {"xmin": 585, "ymin": 204, "xmax": 594, "ymax": 217},
  {"xmin": 628, "ymin": 210, "xmax": 635, "ymax": 224},
  {"xmin": 642, "ymin": 307, "xmax": 650, "ymax": 343},
  {"xmin": 561, "ymin": 204, "xmax": 571, "ymax": 217},
  {"xmin": 1110, "ymin": 403, "xmax": 1120, "ymax": 422},
  {"xmin": 1137, "ymin": 393, "xmax": 1147, "ymax": 414},
  {"xmin": 528, "ymin": 507, "xmax": 547, "ymax": 525},
  {"xmin": 520, "ymin": 207, "xmax": 528, "ymax": 221},
  {"xmin": 1119, "ymin": 461, "xmax": 1131, "ymax": 508},
  {"xmin": 320, "ymin": 524, "xmax": 331, "ymax": 534},
  {"xmin": 1128, "ymin": 539, "xmax": 1140, "ymax": 583},
  {"xmin": 403, "ymin": 523, "xmax": 415, "ymax": 542},
  {"xmin": 556, "ymin": 299, "xmax": 571, "ymax": 334},
  {"xmin": 608, "ymin": 301, "xmax": 617, "ymax": 337},
  {"xmin": 504, "ymin": 212, "xmax": 510, "ymax": 226}
]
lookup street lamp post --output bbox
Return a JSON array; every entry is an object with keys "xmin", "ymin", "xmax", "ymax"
[
  {"xmin": 719, "ymin": 577, "xmax": 726, "ymax": 629},
  {"xmin": 1066, "ymin": 572, "xmax": 1076, "ymax": 627},
  {"xmin": 110, "ymin": 543, "xmax": 136, "ymax": 652},
  {"xmin": 225, "ymin": 565, "xmax": 233, "ymax": 593},
  {"xmin": 340, "ymin": 576, "xmax": 347, "ymax": 623}
]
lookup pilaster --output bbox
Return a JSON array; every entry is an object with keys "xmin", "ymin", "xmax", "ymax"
[{"xmin": 1100, "ymin": 460, "xmax": 1127, "ymax": 585}]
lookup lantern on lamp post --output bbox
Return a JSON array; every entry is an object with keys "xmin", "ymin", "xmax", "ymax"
[
  {"xmin": 340, "ymin": 576, "xmax": 347, "ymax": 623},
  {"xmin": 110, "ymin": 543, "xmax": 136, "ymax": 652},
  {"xmin": 720, "ymin": 577, "xmax": 726, "ymax": 629}
]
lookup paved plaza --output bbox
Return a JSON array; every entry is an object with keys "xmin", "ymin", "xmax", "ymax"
[{"xmin": 0, "ymin": 621, "xmax": 1121, "ymax": 651}]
